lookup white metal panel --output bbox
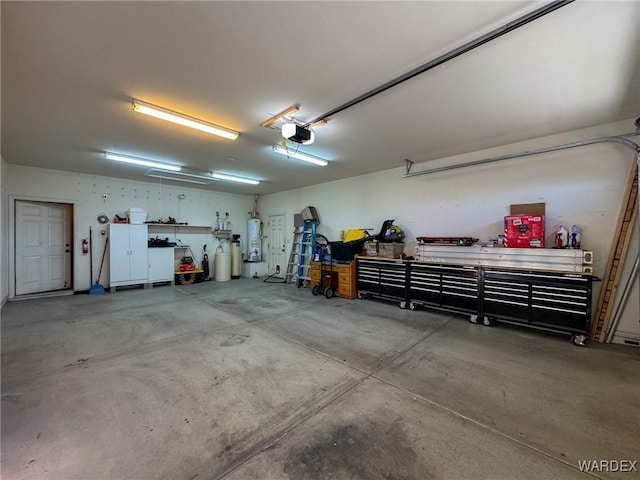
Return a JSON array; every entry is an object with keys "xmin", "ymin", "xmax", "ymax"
[
  {"xmin": 148, "ymin": 248, "xmax": 174, "ymax": 283},
  {"xmin": 128, "ymin": 225, "xmax": 148, "ymax": 282},
  {"xmin": 109, "ymin": 224, "xmax": 131, "ymax": 283},
  {"xmin": 415, "ymin": 245, "xmax": 593, "ymax": 273},
  {"xmin": 109, "ymin": 224, "xmax": 149, "ymax": 285}
]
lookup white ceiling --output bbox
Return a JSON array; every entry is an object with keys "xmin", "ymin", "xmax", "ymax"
[{"xmin": 2, "ymin": 1, "xmax": 638, "ymax": 195}]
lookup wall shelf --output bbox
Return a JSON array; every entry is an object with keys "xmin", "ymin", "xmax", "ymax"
[
  {"xmin": 213, "ymin": 229, "xmax": 233, "ymax": 239},
  {"xmin": 147, "ymin": 224, "xmax": 212, "ymax": 234}
]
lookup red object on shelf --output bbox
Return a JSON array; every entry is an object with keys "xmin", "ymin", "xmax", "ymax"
[
  {"xmin": 179, "ymin": 264, "xmax": 196, "ymax": 272},
  {"xmin": 504, "ymin": 215, "xmax": 545, "ymax": 248}
]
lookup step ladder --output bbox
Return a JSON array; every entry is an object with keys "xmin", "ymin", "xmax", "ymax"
[
  {"xmin": 285, "ymin": 220, "xmax": 317, "ymax": 286},
  {"xmin": 592, "ymin": 162, "xmax": 638, "ymax": 342}
]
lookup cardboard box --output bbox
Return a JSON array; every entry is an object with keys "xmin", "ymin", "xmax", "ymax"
[
  {"xmin": 301, "ymin": 206, "xmax": 319, "ymax": 222},
  {"xmin": 504, "ymin": 214, "xmax": 545, "ymax": 248},
  {"xmin": 364, "ymin": 241, "xmax": 404, "ymax": 258},
  {"xmin": 509, "ymin": 203, "xmax": 545, "ymax": 215}
]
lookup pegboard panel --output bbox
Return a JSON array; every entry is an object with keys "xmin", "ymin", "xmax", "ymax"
[{"xmin": 8, "ymin": 165, "xmax": 255, "ymax": 229}]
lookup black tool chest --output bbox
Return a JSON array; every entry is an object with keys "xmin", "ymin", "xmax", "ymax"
[
  {"xmin": 482, "ymin": 268, "xmax": 592, "ymax": 332},
  {"xmin": 356, "ymin": 256, "xmax": 593, "ymax": 345},
  {"xmin": 410, "ymin": 263, "xmax": 480, "ymax": 314},
  {"xmin": 356, "ymin": 258, "xmax": 407, "ymax": 303}
]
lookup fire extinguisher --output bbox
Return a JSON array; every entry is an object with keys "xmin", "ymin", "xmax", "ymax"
[{"xmin": 82, "ymin": 238, "xmax": 89, "ymax": 255}]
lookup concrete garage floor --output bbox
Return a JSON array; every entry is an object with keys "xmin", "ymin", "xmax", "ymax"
[{"xmin": 2, "ymin": 279, "xmax": 638, "ymax": 480}]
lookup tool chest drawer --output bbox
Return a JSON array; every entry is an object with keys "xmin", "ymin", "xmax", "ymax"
[
  {"xmin": 482, "ymin": 269, "xmax": 592, "ymax": 334},
  {"xmin": 335, "ymin": 261, "xmax": 356, "ymax": 299},
  {"xmin": 409, "ymin": 263, "xmax": 480, "ymax": 313},
  {"xmin": 309, "ymin": 262, "xmax": 321, "ymax": 284},
  {"xmin": 482, "ymin": 275, "xmax": 531, "ymax": 320},
  {"xmin": 357, "ymin": 257, "xmax": 408, "ymax": 301}
]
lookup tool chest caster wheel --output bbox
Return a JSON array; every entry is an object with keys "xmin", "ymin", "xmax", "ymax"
[
  {"xmin": 399, "ymin": 301, "xmax": 407, "ymax": 309},
  {"xmin": 571, "ymin": 334, "xmax": 587, "ymax": 347},
  {"xmin": 324, "ymin": 287, "xmax": 334, "ymax": 299},
  {"xmin": 482, "ymin": 316, "xmax": 494, "ymax": 327},
  {"xmin": 469, "ymin": 314, "xmax": 479, "ymax": 324},
  {"xmin": 357, "ymin": 292, "xmax": 365, "ymax": 299},
  {"xmin": 409, "ymin": 302, "xmax": 416, "ymax": 311},
  {"xmin": 312, "ymin": 285, "xmax": 320, "ymax": 296}
]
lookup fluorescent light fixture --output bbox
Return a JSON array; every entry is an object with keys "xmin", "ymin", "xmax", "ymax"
[
  {"xmin": 261, "ymin": 104, "xmax": 301, "ymax": 128},
  {"xmin": 105, "ymin": 152, "xmax": 182, "ymax": 171},
  {"xmin": 272, "ymin": 145, "xmax": 328, "ymax": 167},
  {"xmin": 211, "ymin": 172, "xmax": 260, "ymax": 185},
  {"xmin": 132, "ymin": 99, "xmax": 239, "ymax": 140},
  {"xmin": 145, "ymin": 168, "xmax": 217, "ymax": 185}
]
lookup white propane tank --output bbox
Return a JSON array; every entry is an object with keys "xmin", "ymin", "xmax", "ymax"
[
  {"xmin": 215, "ymin": 251, "xmax": 231, "ymax": 281},
  {"xmin": 247, "ymin": 218, "xmax": 262, "ymax": 262}
]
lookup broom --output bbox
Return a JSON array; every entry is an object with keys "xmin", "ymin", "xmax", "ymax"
[{"xmin": 89, "ymin": 237, "xmax": 108, "ymax": 295}]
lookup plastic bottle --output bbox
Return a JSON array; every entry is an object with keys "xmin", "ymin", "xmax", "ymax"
[
  {"xmin": 570, "ymin": 225, "xmax": 581, "ymax": 249},
  {"xmin": 556, "ymin": 226, "xmax": 568, "ymax": 248}
]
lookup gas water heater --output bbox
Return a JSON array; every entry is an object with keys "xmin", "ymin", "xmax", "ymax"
[{"xmin": 247, "ymin": 217, "xmax": 262, "ymax": 262}]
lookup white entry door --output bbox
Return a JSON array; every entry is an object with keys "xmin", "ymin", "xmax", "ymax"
[
  {"xmin": 15, "ymin": 200, "xmax": 72, "ymax": 295},
  {"xmin": 268, "ymin": 214, "xmax": 286, "ymax": 277}
]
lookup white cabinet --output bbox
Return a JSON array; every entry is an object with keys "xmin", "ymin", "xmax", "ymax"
[
  {"xmin": 109, "ymin": 224, "xmax": 148, "ymax": 288},
  {"xmin": 148, "ymin": 247, "xmax": 175, "ymax": 283}
]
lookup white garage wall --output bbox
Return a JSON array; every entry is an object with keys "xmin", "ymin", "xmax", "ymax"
[
  {"xmin": 260, "ymin": 119, "xmax": 639, "ymax": 316},
  {"xmin": 4, "ymin": 164, "xmax": 254, "ymax": 293}
]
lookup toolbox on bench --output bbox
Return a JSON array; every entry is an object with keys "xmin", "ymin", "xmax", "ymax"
[{"xmin": 330, "ymin": 240, "xmax": 366, "ymax": 262}]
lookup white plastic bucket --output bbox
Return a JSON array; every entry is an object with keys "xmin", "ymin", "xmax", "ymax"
[{"xmin": 215, "ymin": 252, "xmax": 231, "ymax": 282}]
